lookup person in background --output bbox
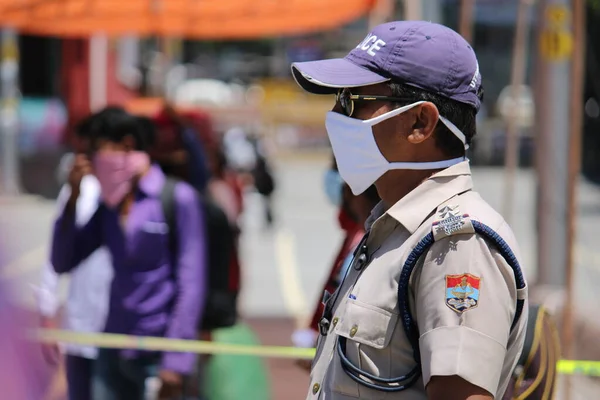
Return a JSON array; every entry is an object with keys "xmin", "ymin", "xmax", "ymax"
[
  {"xmin": 151, "ymin": 104, "xmax": 211, "ymax": 194},
  {"xmin": 36, "ymin": 107, "xmax": 122, "ymax": 400},
  {"xmin": 206, "ymin": 144, "xmax": 243, "ymax": 296},
  {"xmin": 51, "ymin": 111, "xmax": 207, "ymax": 400},
  {"xmin": 293, "ymin": 157, "xmax": 379, "ymax": 366},
  {"xmin": 333, "ymin": 184, "xmax": 380, "ymax": 285},
  {"xmin": 250, "ymin": 134, "xmax": 276, "ymax": 228},
  {"xmin": 207, "ymin": 144, "xmax": 243, "ymax": 228}
]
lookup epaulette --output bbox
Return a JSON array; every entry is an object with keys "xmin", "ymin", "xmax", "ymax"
[{"xmin": 431, "ymin": 200, "xmax": 475, "ymax": 241}]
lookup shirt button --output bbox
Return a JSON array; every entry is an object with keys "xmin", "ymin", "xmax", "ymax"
[
  {"xmin": 332, "ymin": 317, "xmax": 339, "ymax": 327},
  {"xmin": 312, "ymin": 382, "xmax": 320, "ymax": 394},
  {"xmin": 349, "ymin": 325, "xmax": 358, "ymax": 337}
]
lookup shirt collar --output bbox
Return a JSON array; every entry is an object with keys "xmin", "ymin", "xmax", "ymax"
[
  {"xmin": 137, "ymin": 164, "xmax": 166, "ymax": 197},
  {"xmin": 367, "ymin": 161, "xmax": 474, "ymax": 234}
]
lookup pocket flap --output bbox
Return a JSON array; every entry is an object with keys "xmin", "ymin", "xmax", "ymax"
[{"xmin": 334, "ymin": 299, "xmax": 398, "ymax": 349}]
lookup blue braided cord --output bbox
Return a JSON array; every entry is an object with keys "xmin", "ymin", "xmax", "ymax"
[
  {"xmin": 341, "ymin": 366, "xmax": 420, "ymax": 393},
  {"xmin": 337, "ymin": 337, "xmax": 420, "ymax": 384},
  {"xmin": 398, "ymin": 232, "xmax": 435, "ymax": 364},
  {"xmin": 337, "ymin": 338, "xmax": 421, "ymax": 392},
  {"xmin": 335, "ymin": 219, "xmax": 527, "ymax": 394},
  {"xmin": 471, "ymin": 220, "xmax": 527, "ymax": 330},
  {"xmin": 471, "ymin": 221, "xmax": 526, "ymax": 289},
  {"xmin": 398, "ymin": 220, "xmax": 528, "ymax": 376}
]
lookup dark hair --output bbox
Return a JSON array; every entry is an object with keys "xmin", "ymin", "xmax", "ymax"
[
  {"xmin": 388, "ymin": 82, "xmax": 479, "ymax": 158},
  {"xmin": 93, "ymin": 111, "xmax": 150, "ymax": 151},
  {"xmin": 135, "ymin": 116, "xmax": 157, "ymax": 149},
  {"xmin": 75, "ymin": 106, "xmax": 127, "ymax": 139}
]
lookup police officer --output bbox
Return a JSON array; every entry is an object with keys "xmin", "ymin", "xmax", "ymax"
[{"xmin": 291, "ymin": 21, "xmax": 528, "ymax": 400}]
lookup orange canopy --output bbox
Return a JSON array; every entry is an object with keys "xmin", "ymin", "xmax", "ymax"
[{"xmin": 0, "ymin": 0, "xmax": 376, "ymax": 39}]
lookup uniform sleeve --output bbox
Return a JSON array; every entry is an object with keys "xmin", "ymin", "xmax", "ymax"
[
  {"xmin": 161, "ymin": 182, "xmax": 207, "ymax": 375},
  {"xmin": 413, "ymin": 231, "xmax": 518, "ymax": 395}
]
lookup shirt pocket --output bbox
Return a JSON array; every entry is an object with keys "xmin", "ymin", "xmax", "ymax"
[
  {"xmin": 334, "ymin": 299, "xmax": 398, "ymax": 349},
  {"xmin": 129, "ymin": 228, "xmax": 169, "ymax": 270},
  {"xmin": 329, "ymin": 299, "xmax": 399, "ymax": 399}
]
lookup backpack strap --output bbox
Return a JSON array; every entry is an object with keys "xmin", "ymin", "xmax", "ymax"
[
  {"xmin": 337, "ymin": 201, "xmax": 527, "ymax": 393},
  {"xmin": 160, "ymin": 177, "xmax": 179, "ymax": 262}
]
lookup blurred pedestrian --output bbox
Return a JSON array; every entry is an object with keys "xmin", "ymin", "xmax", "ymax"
[
  {"xmin": 250, "ymin": 135, "xmax": 276, "ymax": 228},
  {"xmin": 206, "ymin": 144, "xmax": 243, "ymax": 299},
  {"xmin": 151, "ymin": 104, "xmax": 211, "ymax": 194},
  {"xmin": 36, "ymin": 108, "xmax": 121, "ymax": 400},
  {"xmin": 51, "ymin": 111, "xmax": 207, "ymax": 400},
  {"xmin": 293, "ymin": 157, "xmax": 379, "ymax": 370}
]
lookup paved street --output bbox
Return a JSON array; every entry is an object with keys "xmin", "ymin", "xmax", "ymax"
[{"xmin": 1, "ymin": 154, "xmax": 600, "ymax": 398}]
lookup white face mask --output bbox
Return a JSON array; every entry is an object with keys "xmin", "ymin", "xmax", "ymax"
[{"xmin": 325, "ymin": 101, "xmax": 468, "ymax": 195}]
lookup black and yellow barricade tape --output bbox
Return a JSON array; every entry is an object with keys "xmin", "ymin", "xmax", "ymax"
[{"xmin": 31, "ymin": 329, "xmax": 600, "ymax": 376}]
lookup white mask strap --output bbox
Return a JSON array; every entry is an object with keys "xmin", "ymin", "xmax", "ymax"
[
  {"xmin": 362, "ymin": 101, "xmax": 425, "ymax": 126},
  {"xmin": 361, "ymin": 101, "xmax": 469, "ymax": 151},
  {"xmin": 388, "ymin": 156, "xmax": 466, "ymax": 170}
]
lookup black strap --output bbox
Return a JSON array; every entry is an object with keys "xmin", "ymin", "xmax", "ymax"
[
  {"xmin": 160, "ymin": 177, "xmax": 179, "ymax": 261},
  {"xmin": 516, "ymin": 304, "xmax": 541, "ymax": 367}
]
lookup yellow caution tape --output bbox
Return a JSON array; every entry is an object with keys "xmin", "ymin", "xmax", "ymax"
[
  {"xmin": 31, "ymin": 329, "xmax": 600, "ymax": 376},
  {"xmin": 31, "ymin": 329, "xmax": 316, "ymax": 360},
  {"xmin": 556, "ymin": 360, "xmax": 600, "ymax": 377}
]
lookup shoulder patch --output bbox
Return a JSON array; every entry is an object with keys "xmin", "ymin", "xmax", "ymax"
[
  {"xmin": 445, "ymin": 273, "xmax": 481, "ymax": 313},
  {"xmin": 432, "ymin": 204, "xmax": 474, "ymax": 241}
]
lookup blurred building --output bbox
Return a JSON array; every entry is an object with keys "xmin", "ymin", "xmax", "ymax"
[{"xmin": 14, "ymin": 0, "xmax": 600, "ymax": 196}]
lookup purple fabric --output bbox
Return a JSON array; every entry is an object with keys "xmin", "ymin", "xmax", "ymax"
[
  {"xmin": 51, "ymin": 164, "xmax": 207, "ymax": 374},
  {"xmin": 291, "ymin": 20, "xmax": 482, "ymax": 111},
  {"xmin": 0, "ymin": 286, "xmax": 51, "ymax": 399}
]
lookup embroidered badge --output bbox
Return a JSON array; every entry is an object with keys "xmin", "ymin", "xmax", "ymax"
[
  {"xmin": 445, "ymin": 273, "xmax": 481, "ymax": 313},
  {"xmin": 433, "ymin": 205, "xmax": 469, "ymax": 237}
]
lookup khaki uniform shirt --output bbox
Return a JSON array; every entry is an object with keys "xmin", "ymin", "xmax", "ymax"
[{"xmin": 307, "ymin": 162, "xmax": 528, "ymax": 399}]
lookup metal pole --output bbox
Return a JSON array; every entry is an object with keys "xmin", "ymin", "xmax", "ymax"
[
  {"xmin": 369, "ymin": 0, "xmax": 395, "ymax": 29},
  {"xmin": 89, "ymin": 35, "xmax": 108, "ymax": 113},
  {"xmin": 0, "ymin": 28, "xmax": 21, "ymax": 196},
  {"xmin": 502, "ymin": 0, "xmax": 534, "ymax": 225},
  {"xmin": 403, "ymin": 0, "xmax": 422, "ymax": 20},
  {"xmin": 535, "ymin": 0, "xmax": 572, "ymax": 287},
  {"xmin": 458, "ymin": 0, "xmax": 475, "ymax": 44},
  {"xmin": 403, "ymin": 0, "xmax": 442, "ymax": 23},
  {"xmin": 563, "ymin": 0, "xmax": 585, "ymax": 369}
]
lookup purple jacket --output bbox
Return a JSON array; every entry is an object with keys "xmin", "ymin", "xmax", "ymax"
[{"xmin": 51, "ymin": 165, "xmax": 207, "ymax": 374}]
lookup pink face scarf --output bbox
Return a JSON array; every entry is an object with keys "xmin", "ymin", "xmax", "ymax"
[{"xmin": 93, "ymin": 151, "xmax": 150, "ymax": 207}]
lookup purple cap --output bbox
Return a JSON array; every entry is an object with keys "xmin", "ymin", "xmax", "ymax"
[{"xmin": 291, "ymin": 21, "xmax": 482, "ymax": 111}]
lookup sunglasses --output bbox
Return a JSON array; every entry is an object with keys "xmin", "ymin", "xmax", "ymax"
[{"xmin": 335, "ymin": 87, "xmax": 413, "ymax": 117}]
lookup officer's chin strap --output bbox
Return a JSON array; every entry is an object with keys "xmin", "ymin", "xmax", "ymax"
[{"xmin": 335, "ymin": 215, "xmax": 527, "ymax": 393}]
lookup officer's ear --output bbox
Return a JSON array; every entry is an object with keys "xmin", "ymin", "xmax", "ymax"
[{"xmin": 407, "ymin": 102, "xmax": 439, "ymax": 145}]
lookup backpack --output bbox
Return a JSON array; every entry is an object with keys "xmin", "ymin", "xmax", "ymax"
[
  {"xmin": 160, "ymin": 177, "xmax": 238, "ymax": 331},
  {"xmin": 334, "ymin": 211, "xmax": 560, "ymax": 398}
]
